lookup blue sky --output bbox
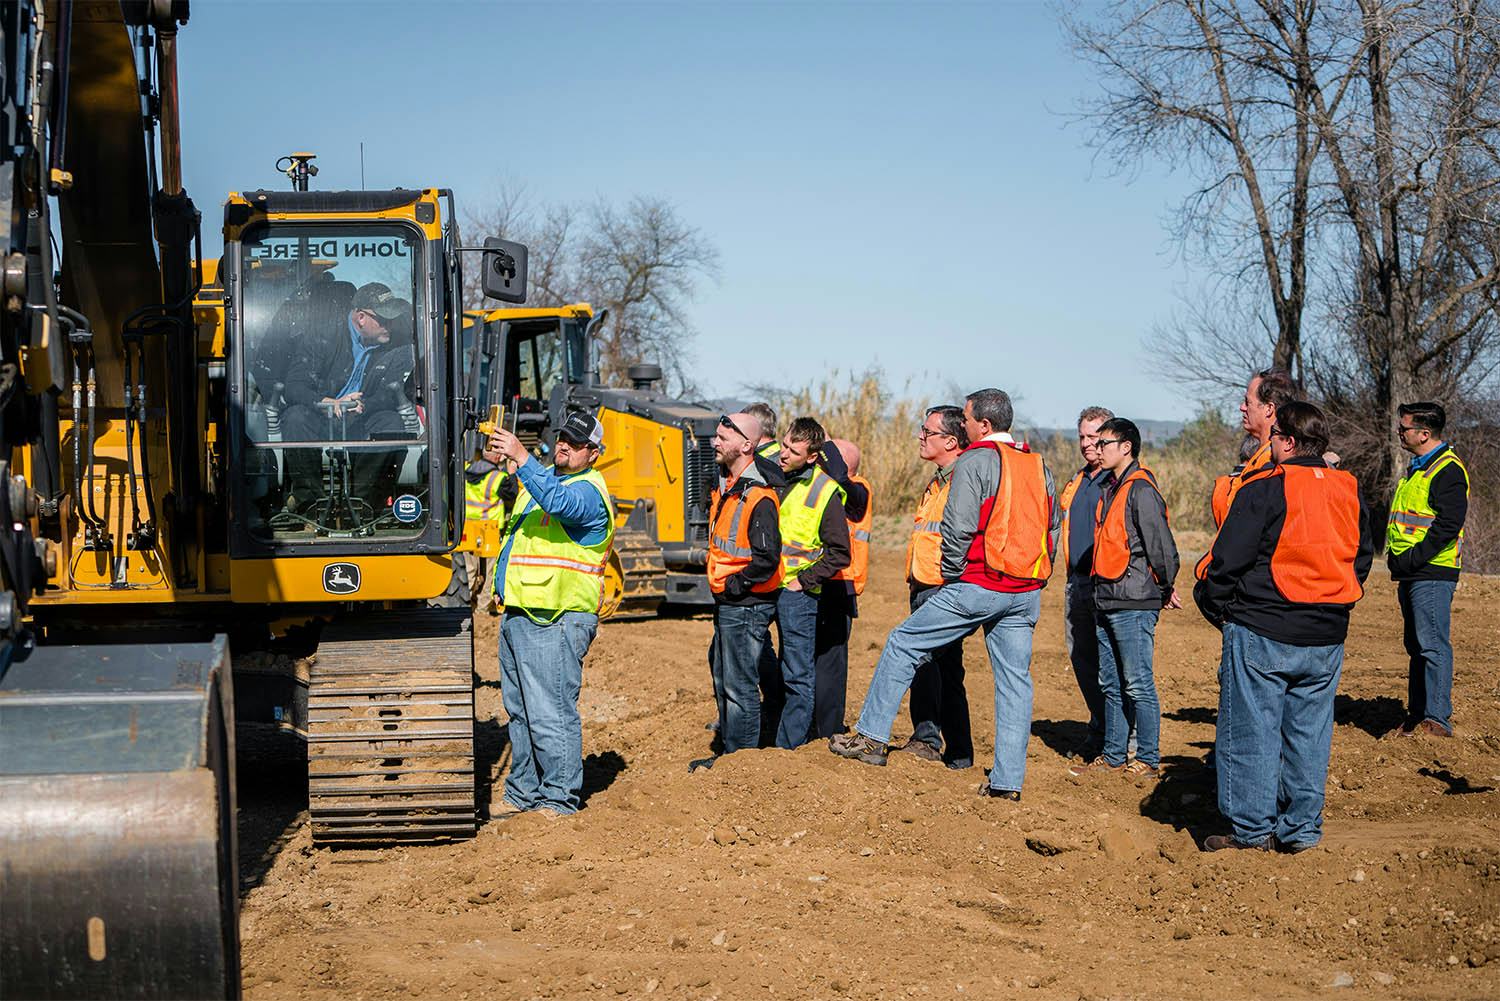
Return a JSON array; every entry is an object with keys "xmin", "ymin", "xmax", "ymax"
[{"xmin": 179, "ymin": 1, "xmax": 1212, "ymax": 427}]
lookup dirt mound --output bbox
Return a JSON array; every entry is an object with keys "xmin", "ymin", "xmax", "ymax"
[{"xmin": 238, "ymin": 542, "xmax": 1500, "ymax": 999}]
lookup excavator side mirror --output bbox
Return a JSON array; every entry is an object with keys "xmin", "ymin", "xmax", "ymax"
[{"xmin": 480, "ymin": 237, "xmax": 528, "ymax": 303}]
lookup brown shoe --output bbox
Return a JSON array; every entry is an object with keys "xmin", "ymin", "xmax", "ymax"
[
  {"xmin": 892, "ymin": 738, "xmax": 942, "ymax": 762},
  {"xmin": 829, "ymin": 732, "xmax": 888, "ymax": 766},
  {"xmin": 1067, "ymin": 756, "xmax": 1124, "ymax": 777},
  {"xmin": 1384, "ymin": 720, "xmax": 1419, "ymax": 739},
  {"xmin": 1203, "ymin": 834, "xmax": 1271, "ymax": 852},
  {"xmin": 1123, "ymin": 760, "xmax": 1161, "ymax": 781},
  {"xmin": 1415, "ymin": 719, "xmax": 1453, "ymax": 737}
]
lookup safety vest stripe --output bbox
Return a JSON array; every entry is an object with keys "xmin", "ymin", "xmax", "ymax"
[
  {"xmin": 917, "ymin": 520, "xmax": 942, "ymax": 533},
  {"xmin": 1388, "ymin": 511, "xmax": 1435, "ymax": 527},
  {"xmin": 712, "ymin": 536, "xmax": 754, "ymax": 558},
  {"xmin": 803, "ymin": 473, "xmax": 835, "ymax": 508},
  {"xmin": 852, "ymin": 529, "xmax": 871, "ymax": 541},
  {"xmin": 510, "ymin": 554, "xmax": 607, "ymax": 575}
]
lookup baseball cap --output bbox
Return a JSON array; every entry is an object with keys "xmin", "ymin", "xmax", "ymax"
[
  {"xmin": 554, "ymin": 410, "xmax": 604, "ymax": 450},
  {"xmin": 351, "ymin": 282, "xmax": 413, "ymax": 323}
]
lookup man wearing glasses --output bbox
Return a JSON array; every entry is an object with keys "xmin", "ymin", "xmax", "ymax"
[
  {"xmin": 1056, "ymin": 405, "xmax": 1114, "ymax": 759},
  {"xmin": 1194, "ymin": 402, "xmax": 1372, "ymax": 852},
  {"xmin": 889, "ymin": 405, "xmax": 974, "ymax": 769},
  {"xmin": 1387, "ymin": 403, "xmax": 1470, "ymax": 738}
]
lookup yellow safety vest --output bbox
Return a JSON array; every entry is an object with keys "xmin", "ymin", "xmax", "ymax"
[
  {"xmin": 500, "ymin": 466, "xmax": 616, "ymax": 622},
  {"xmin": 757, "ymin": 440, "xmax": 781, "ymax": 460},
  {"xmin": 1387, "ymin": 448, "xmax": 1469, "ymax": 570},
  {"xmin": 779, "ymin": 467, "xmax": 845, "ymax": 585},
  {"xmin": 464, "ymin": 466, "xmax": 509, "ymax": 522}
]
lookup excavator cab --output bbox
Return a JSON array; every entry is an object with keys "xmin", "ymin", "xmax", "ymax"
[{"xmin": 223, "ymin": 191, "xmax": 471, "ymax": 559}]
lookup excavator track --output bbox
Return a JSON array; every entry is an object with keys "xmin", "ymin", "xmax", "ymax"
[
  {"xmin": 306, "ymin": 607, "xmax": 476, "ymax": 843},
  {"xmin": 606, "ymin": 528, "xmax": 668, "ymax": 619}
]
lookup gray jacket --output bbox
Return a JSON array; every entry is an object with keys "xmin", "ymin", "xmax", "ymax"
[
  {"xmin": 940, "ymin": 437, "xmax": 1060, "ymax": 583},
  {"xmin": 1091, "ymin": 462, "xmax": 1179, "ymax": 611}
]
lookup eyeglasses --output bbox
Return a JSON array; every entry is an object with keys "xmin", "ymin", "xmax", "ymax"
[
  {"xmin": 1269, "ymin": 426, "xmax": 1291, "ymax": 440},
  {"xmin": 1095, "ymin": 438, "xmax": 1125, "ymax": 448},
  {"xmin": 1396, "ymin": 423, "xmax": 1422, "ymax": 436},
  {"xmin": 719, "ymin": 415, "xmax": 750, "ymax": 441},
  {"xmin": 917, "ymin": 427, "xmax": 954, "ymax": 441}
]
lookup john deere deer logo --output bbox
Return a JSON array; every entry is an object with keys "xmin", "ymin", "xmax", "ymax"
[{"xmin": 322, "ymin": 563, "xmax": 360, "ymax": 595}]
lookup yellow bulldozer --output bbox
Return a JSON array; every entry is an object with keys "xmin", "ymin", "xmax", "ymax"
[
  {"xmin": 461, "ymin": 303, "xmax": 720, "ymax": 617},
  {"xmin": 0, "ymin": 3, "xmax": 531, "ymax": 996}
]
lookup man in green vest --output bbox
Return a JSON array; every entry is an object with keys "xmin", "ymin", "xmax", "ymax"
[
  {"xmin": 770, "ymin": 416, "xmax": 851, "ymax": 748},
  {"xmin": 1387, "ymin": 401, "xmax": 1470, "ymax": 738},
  {"xmin": 462, "ymin": 458, "xmax": 516, "ymax": 615},
  {"xmin": 483, "ymin": 411, "xmax": 616, "ymax": 816}
]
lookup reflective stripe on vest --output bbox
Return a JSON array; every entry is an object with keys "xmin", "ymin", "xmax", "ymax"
[
  {"xmin": 834, "ymin": 474, "xmax": 873, "ymax": 595},
  {"xmin": 1057, "ymin": 469, "xmax": 1086, "ymax": 572},
  {"xmin": 1387, "ymin": 449, "xmax": 1469, "ymax": 570},
  {"xmin": 1090, "ymin": 467, "xmax": 1159, "ymax": 582},
  {"xmin": 708, "ymin": 484, "xmax": 783, "ymax": 594},
  {"xmin": 779, "ymin": 468, "xmax": 845, "ymax": 581},
  {"xmin": 972, "ymin": 441, "xmax": 1055, "ymax": 583},
  {"xmin": 1271, "ymin": 464, "xmax": 1363, "ymax": 604},
  {"xmin": 905, "ymin": 473, "xmax": 951, "ymax": 587},
  {"xmin": 1194, "ymin": 445, "xmax": 1277, "ymax": 581},
  {"xmin": 501, "ymin": 466, "xmax": 616, "ymax": 621}
]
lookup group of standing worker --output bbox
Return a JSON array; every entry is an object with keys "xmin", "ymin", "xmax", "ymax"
[{"xmin": 474, "ymin": 370, "xmax": 1470, "ymax": 854}]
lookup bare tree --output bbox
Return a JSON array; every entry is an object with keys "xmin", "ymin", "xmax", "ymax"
[
  {"xmin": 465, "ymin": 187, "xmax": 719, "ymax": 393},
  {"xmin": 1070, "ymin": 0, "xmax": 1500, "ymax": 539}
]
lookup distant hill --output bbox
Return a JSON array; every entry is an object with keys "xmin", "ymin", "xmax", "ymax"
[{"xmin": 1019, "ymin": 419, "xmax": 1187, "ymax": 447}]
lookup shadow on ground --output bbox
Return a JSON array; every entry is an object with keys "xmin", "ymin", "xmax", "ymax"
[
  {"xmin": 1139, "ymin": 753, "xmax": 1220, "ymax": 842},
  {"xmin": 1334, "ymin": 694, "xmax": 1406, "ymax": 738},
  {"xmin": 1031, "ymin": 718, "xmax": 1091, "ymax": 759}
]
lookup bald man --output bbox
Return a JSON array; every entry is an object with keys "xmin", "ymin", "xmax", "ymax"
[{"xmin": 697, "ymin": 411, "xmax": 784, "ymax": 767}]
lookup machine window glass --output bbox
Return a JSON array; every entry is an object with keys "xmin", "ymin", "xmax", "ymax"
[{"xmin": 237, "ymin": 224, "xmax": 431, "ymax": 541}]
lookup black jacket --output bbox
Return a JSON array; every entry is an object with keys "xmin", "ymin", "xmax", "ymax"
[
  {"xmin": 714, "ymin": 465, "xmax": 783, "ymax": 607},
  {"xmin": 283, "ymin": 316, "xmax": 416, "ymax": 415},
  {"xmin": 1388, "ymin": 444, "xmax": 1469, "ymax": 583},
  {"xmin": 1092, "ymin": 462, "xmax": 1179, "ymax": 611},
  {"xmin": 1194, "ymin": 457, "xmax": 1374, "ymax": 646}
]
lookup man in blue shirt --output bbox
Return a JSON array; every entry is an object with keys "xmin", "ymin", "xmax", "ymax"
[{"xmin": 1057, "ymin": 406, "xmax": 1114, "ymax": 759}]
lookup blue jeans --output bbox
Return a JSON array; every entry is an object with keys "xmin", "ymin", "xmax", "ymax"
[
  {"xmin": 711, "ymin": 602, "xmax": 776, "ymax": 754},
  {"xmin": 1096, "ymin": 609, "xmax": 1160, "ymax": 767},
  {"xmin": 1216, "ymin": 622, "xmax": 1343, "ymax": 848},
  {"xmin": 855, "ymin": 582, "xmax": 1040, "ymax": 793},
  {"xmin": 775, "ymin": 587, "xmax": 820, "ymax": 748},
  {"xmin": 498, "ymin": 610, "xmax": 596, "ymax": 813},
  {"xmin": 1398, "ymin": 579, "xmax": 1456, "ymax": 730},
  {"xmin": 1064, "ymin": 576, "xmax": 1104, "ymax": 740}
]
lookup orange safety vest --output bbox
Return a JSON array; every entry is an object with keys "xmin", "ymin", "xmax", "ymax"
[
  {"xmin": 1057, "ymin": 467, "xmax": 1088, "ymax": 571},
  {"xmin": 1195, "ymin": 440, "xmax": 1275, "ymax": 580},
  {"xmin": 972, "ymin": 441, "xmax": 1054, "ymax": 583},
  {"xmin": 1268, "ymin": 464, "xmax": 1363, "ymax": 604},
  {"xmin": 707, "ymin": 484, "xmax": 783, "ymax": 595},
  {"xmin": 833, "ymin": 474, "xmax": 873, "ymax": 595},
  {"xmin": 905, "ymin": 470, "xmax": 951, "ymax": 587},
  {"xmin": 1091, "ymin": 467, "xmax": 1162, "ymax": 581}
]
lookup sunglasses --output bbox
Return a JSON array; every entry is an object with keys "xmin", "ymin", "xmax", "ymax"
[
  {"xmin": 1396, "ymin": 423, "xmax": 1422, "ymax": 435},
  {"xmin": 1270, "ymin": 426, "xmax": 1291, "ymax": 440},
  {"xmin": 1095, "ymin": 438, "xmax": 1125, "ymax": 448},
  {"xmin": 719, "ymin": 415, "xmax": 750, "ymax": 441}
]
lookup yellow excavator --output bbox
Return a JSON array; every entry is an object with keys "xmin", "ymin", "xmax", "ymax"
[
  {"xmin": 0, "ymin": 3, "xmax": 527, "ymax": 996},
  {"xmin": 462, "ymin": 303, "xmax": 720, "ymax": 616}
]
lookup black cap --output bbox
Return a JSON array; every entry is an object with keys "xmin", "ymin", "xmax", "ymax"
[
  {"xmin": 351, "ymin": 281, "xmax": 412, "ymax": 322},
  {"xmin": 554, "ymin": 410, "xmax": 604, "ymax": 450}
]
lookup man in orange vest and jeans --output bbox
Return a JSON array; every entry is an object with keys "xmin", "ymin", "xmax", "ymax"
[
  {"xmin": 699, "ymin": 412, "xmax": 784, "ymax": 766},
  {"xmin": 832, "ymin": 389, "xmax": 1058, "ymax": 802},
  {"xmin": 1194, "ymin": 401, "xmax": 1372, "ymax": 851},
  {"xmin": 1068, "ymin": 418, "xmax": 1180, "ymax": 781},
  {"xmin": 892, "ymin": 405, "xmax": 974, "ymax": 768}
]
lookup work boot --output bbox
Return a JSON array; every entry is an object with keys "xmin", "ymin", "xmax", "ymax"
[
  {"xmin": 891, "ymin": 738, "xmax": 942, "ymax": 762},
  {"xmin": 977, "ymin": 785, "xmax": 1021, "ymax": 802},
  {"xmin": 829, "ymin": 732, "xmax": 888, "ymax": 766},
  {"xmin": 1415, "ymin": 719, "xmax": 1453, "ymax": 737},
  {"xmin": 1202, "ymin": 834, "xmax": 1270, "ymax": 852}
]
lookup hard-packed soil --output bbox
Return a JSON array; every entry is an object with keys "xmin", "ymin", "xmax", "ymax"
[{"xmin": 237, "ymin": 534, "xmax": 1500, "ymax": 1000}]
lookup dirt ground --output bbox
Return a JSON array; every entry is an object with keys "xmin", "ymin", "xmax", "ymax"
[{"xmin": 236, "ymin": 533, "xmax": 1500, "ymax": 1000}]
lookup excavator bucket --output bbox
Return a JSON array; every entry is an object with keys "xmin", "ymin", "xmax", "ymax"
[{"xmin": 0, "ymin": 638, "xmax": 241, "ymax": 1000}]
